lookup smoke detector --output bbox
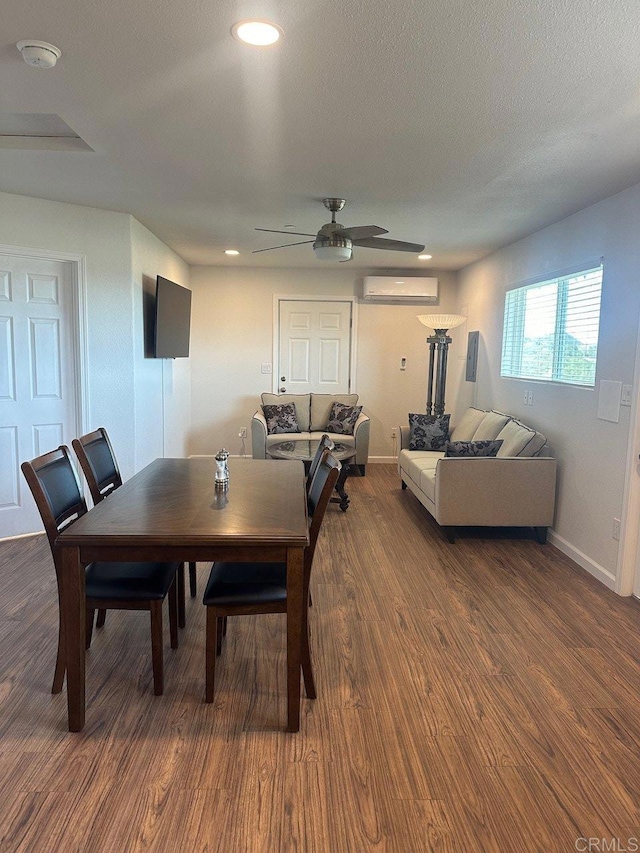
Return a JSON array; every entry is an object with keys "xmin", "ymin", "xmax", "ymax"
[{"xmin": 16, "ymin": 40, "xmax": 62, "ymax": 69}]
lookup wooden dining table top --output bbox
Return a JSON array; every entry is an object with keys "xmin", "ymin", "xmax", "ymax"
[{"xmin": 58, "ymin": 457, "xmax": 309, "ymax": 549}]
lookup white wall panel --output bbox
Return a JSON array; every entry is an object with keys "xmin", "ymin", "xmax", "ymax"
[
  {"xmin": 0, "ymin": 426, "xmax": 19, "ymax": 508},
  {"xmin": 0, "ymin": 317, "xmax": 15, "ymax": 401},
  {"xmin": 29, "ymin": 317, "xmax": 62, "ymax": 399}
]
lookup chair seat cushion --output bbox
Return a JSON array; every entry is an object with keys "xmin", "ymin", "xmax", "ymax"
[
  {"xmin": 203, "ymin": 561, "xmax": 287, "ymax": 607},
  {"xmin": 86, "ymin": 561, "xmax": 180, "ymax": 601}
]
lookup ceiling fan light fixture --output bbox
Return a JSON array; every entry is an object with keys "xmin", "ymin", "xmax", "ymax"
[
  {"xmin": 418, "ymin": 254, "xmax": 432, "ymax": 260},
  {"xmin": 224, "ymin": 249, "xmax": 240, "ymax": 255},
  {"xmin": 231, "ymin": 20, "xmax": 283, "ymax": 46},
  {"xmin": 314, "ymin": 244, "xmax": 352, "ymax": 262}
]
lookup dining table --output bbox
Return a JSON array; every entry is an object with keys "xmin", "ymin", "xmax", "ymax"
[{"xmin": 56, "ymin": 456, "xmax": 309, "ymax": 732}]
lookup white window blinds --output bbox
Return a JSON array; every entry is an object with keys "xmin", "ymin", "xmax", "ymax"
[{"xmin": 501, "ymin": 265, "xmax": 603, "ymax": 386}]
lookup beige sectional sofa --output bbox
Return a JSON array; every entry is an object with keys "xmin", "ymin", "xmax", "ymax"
[
  {"xmin": 252, "ymin": 393, "xmax": 371, "ymax": 474},
  {"xmin": 398, "ymin": 407, "xmax": 557, "ymax": 542}
]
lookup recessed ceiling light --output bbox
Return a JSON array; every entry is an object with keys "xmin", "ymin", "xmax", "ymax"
[
  {"xmin": 231, "ymin": 20, "xmax": 283, "ymax": 46},
  {"xmin": 224, "ymin": 249, "xmax": 240, "ymax": 256},
  {"xmin": 418, "ymin": 254, "xmax": 432, "ymax": 260}
]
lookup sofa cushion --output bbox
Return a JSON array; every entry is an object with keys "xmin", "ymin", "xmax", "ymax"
[
  {"xmin": 262, "ymin": 403, "xmax": 300, "ymax": 434},
  {"xmin": 326, "ymin": 402, "xmax": 362, "ymax": 435},
  {"xmin": 449, "ymin": 407, "xmax": 487, "ymax": 442},
  {"xmin": 261, "ymin": 393, "xmax": 310, "ymax": 431},
  {"xmin": 408, "ymin": 413, "xmax": 450, "ymax": 450},
  {"xmin": 472, "ymin": 411, "xmax": 510, "ymax": 440},
  {"xmin": 495, "ymin": 420, "xmax": 547, "ymax": 457},
  {"xmin": 399, "ymin": 449, "xmax": 443, "ymax": 486},
  {"xmin": 444, "ymin": 439, "xmax": 503, "ymax": 457},
  {"xmin": 310, "ymin": 394, "xmax": 359, "ymax": 431}
]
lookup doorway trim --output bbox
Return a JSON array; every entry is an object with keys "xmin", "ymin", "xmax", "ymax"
[
  {"xmin": 272, "ymin": 294, "xmax": 358, "ymax": 395},
  {"xmin": 0, "ymin": 241, "xmax": 89, "ymax": 471}
]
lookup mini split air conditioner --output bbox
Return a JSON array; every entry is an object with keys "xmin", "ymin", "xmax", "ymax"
[{"xmin": 362, "ymin": 276, "xmax": 438, "ymax": 303}]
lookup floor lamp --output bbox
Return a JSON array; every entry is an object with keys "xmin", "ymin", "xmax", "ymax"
[{"xmin": 417, "ymin": 314, "xmax": 466, "ymax": 417}]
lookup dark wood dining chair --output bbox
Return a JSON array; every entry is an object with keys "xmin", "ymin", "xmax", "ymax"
[
  {"xmin": 307, "ymin": 434, "xmax": 334, "ymax": 492},
  {"xmin": 21, "ymin": 445, "xmax": 180, "ymax": 696},
  {"xmin": 203, "ymin": 450, "xmax": 340, "ymax": 704},
  {"xmin": 72, "ymin": 427, "xmax": 198, "ymax": 627}
]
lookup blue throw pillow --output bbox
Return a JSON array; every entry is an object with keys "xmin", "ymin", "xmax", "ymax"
[{"xmin": 262, "ymin": 403, "xmax": 300, "ymax": 435}]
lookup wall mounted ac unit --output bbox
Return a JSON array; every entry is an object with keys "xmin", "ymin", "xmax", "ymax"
[{"xmin": 362, "ymin": 276, "xmax": 438, "ymax": 303}]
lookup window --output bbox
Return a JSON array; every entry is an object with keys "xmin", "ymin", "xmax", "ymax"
[{"xmin": 501, "ymin": 264, "xmax": 603, "ymax": 387}]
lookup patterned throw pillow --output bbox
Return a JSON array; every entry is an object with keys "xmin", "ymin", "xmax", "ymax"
[
  {"xmin": 326, "ymin": 402, "xmax": 363, "ymax": 436},
  {"xmin": 408, "ymin": 414, "xmax": 450, "ymax": 451},
  {"xmin": 444, "ymin": 439, "xmax": 503, "ymax": 457},
  {"xmin": 262, "ymin": 403, "xmax": 300, "ymax": 435}
]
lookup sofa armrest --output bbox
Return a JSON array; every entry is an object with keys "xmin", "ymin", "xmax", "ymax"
[
  {"xmin": 251, "ymin": 410, "xmax": 268, "ymax": 459},
  {"xmin": 400, "ymin": 425, "xmax": 411, "ymax": 450},
  {"xmin": 435, "ymin": 456, "xmax": 557, "ymax": 527},
  {"xmin": 353, "ymin": 412, "xmax": 370, "ymax": 465}
]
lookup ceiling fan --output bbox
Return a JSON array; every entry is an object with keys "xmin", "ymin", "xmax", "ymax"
[{"xmin": 253, "ymin": 198, "xmax": 425, "ymax": 262}]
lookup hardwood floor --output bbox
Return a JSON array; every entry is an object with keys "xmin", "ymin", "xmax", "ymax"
[{"xmin": 1, "ymin": 464, "xmax": 640, "ymax": 851}]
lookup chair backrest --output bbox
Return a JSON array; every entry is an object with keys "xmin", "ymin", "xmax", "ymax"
[
  {"xmin": 72, "ymin": 427, "xmax": 122, "ymax": 504},
  {"xmin": 305, "ymin": 450, "xmax": 340, "ymax": 572},
  {"xmin": 307, "ymin": 434, "xmax": 335, "ymax": 491},
  {"xmin": 21, "ymin": 446, "xmax": 88, "ymax": 553}
]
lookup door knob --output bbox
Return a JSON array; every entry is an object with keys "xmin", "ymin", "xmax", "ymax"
[
  {"xmin": 281, "ymin": 376, "xmax": 286, "ymax": 381},
  {"xmin": 280, "ymin": 387, "xmax": 286, "ymax": 392}
]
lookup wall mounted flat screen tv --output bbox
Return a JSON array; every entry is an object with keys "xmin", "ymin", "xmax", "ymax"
[{"xmin": 154, "ymin": 276, "xmax": 192, "ymax": 358}]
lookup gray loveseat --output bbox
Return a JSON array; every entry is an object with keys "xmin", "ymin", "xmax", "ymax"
[
  {"xmin": 398, "ymin": 407, "xmax": 557, "ymax": 542},
  {"xmin": 252, "ymin": 393, "xmax": 371, "ymax": 474}
]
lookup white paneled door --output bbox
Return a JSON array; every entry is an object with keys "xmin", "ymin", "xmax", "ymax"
[
  {"xmin": 278, "ymin": 300, "xmax": 352, "ymax": 395},
  {"xmin": 0, "ymin": 254, "xmax": 79, "ymax": 537}
]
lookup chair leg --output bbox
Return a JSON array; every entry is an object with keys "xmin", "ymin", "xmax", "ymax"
[
  {"xmin": 168, "ymin": 578, "xmax": 179, "ymax": 650},
  {"xmin": 301, "ymin": 583, "xmax": 316, "ymax": 700},
  {"xmin": 96, "ymin": 609, "xmax": 107, "ymax": 628},
  {"xmin": 85, "ymin": 608, "xmax": 95, "ymax": 651},
  {"xmin": 177, "ymin": 564, "xmax": 186, "ymax": 629},
  {"xmin": 216, "ymin": 616, "xmax": 224, "ymax": 656},
  {"xmin": 205, "ymin": 608, "xmax": 218, "ymax": 703},
  {"xmin": 150, "ymin": 601, "xmax": 164, "ymax": 696},
  {"xmin": 52, "ymin": 614, "xmax": 66, "ymax": 694},
  {"xmin": 189, "ymin": 562, "xmax": 197, "ymax": 598}
]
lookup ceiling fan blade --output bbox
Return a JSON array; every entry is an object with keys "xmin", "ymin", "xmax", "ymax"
[
  {"xmin": 333, "ymin": 225, "xmax": 388, "ymax": 240},
  {"xmin": 255, "ymin": 228, "xmax": 317, "ymax": 237},
  {"xmin": 352, "ymin": 236, "xmax": 426, "ymax": 253},
  {"xmin": 252, "ymin": 240, "xmax": 315, "ymax": 254}
]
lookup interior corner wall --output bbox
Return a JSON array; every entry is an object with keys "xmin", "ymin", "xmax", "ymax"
[
  {"xmin": 130, "ymin": 218, "xmax": 190, "ymax": 469},
  {"xmin": 456, "ymin": 181, "xmax": 640, "ymax": 586},
  {"xmin": 0, "ymin": 190, "xmax": 137, "ymax": 477},
  {"xmin": 188, "ymin": 266, "xmax": 458, "ymax": 459}
]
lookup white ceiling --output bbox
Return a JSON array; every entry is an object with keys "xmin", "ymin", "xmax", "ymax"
[{"xmin": 3, "ymin": 0, "xmax": 640, "ymax": 269}]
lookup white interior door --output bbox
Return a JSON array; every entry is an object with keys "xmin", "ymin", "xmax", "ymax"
[
  {"xmin": 0, "ymin": 253, "xmax": 79, "ymax": 538},
  {"xmin": 278, "ymin": 300, "xmax": 352, "ymax": 394}
]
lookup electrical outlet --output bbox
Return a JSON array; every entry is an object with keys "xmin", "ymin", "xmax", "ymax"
[
  {"xmin": 527, "ymin": 390, "xmax": 533, "ymax": 406},
  {"xmin": 524, "ymin": 390, "xmax": 528, "ymax": 405},
  {"xmin": 613, "ymin": 518, "xmax": 621, "ymax": 540},
  {"xmin": 239, "ymin": 427, "xmax": 247, "ymax": 439},
  {"xmin": 391, "ymin": 427, "xmax": 397, "ymax": 439},
  {"xmin": 622, "ymin": 385, "xmax": 633, "ymax": 406}
]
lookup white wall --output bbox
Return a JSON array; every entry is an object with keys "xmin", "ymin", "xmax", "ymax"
[
  {"xmin": 130, "ymin": 218, "xmax": 190, "ymax": 467},
  {"xmin": 0, "ymin": 190, "xmax": 190, "ymax": 483},
  {"xmin": 457, "ymin": 181, "xmax": 640, "ymax": 587},
  {"xmin": 188, "ymin": 266, "xmax": 458, "ymax": 458}
]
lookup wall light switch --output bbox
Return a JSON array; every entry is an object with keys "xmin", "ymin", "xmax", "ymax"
[
  {"xmin": 621, "ymin": 384, "xmax": 633, "ymax": 406},
  {"xmin": 261, "ymin": 363, "xmax": 272, "ymax": 374}
]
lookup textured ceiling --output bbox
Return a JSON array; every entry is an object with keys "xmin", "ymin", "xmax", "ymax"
[{"xmin": 3, "ymin": 0, "xmax": 640, "ymax": 269}]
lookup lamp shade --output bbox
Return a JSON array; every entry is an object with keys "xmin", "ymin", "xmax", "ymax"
[{"xmin": 417, "ymin": 313, "xmax": 466, "ymax": 331}]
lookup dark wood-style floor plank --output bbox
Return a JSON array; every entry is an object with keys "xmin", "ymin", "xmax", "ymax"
[{"xmin": 1, "ymin": 464, "xmax": 640, "ymax": 852}]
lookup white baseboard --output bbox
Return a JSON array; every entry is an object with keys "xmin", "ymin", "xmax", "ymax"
[
  {"xmin": 548, "ymin": 529, "xmax": 617, "ymax": 592},
  {"xmin": 0, "ymin": 531, "xmax": 42, "ymax": 543}
]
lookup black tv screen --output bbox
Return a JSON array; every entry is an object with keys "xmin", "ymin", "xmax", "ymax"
[{"xmin": 154, "ymin": 276, "xmax": 192, "ymax": 358}]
